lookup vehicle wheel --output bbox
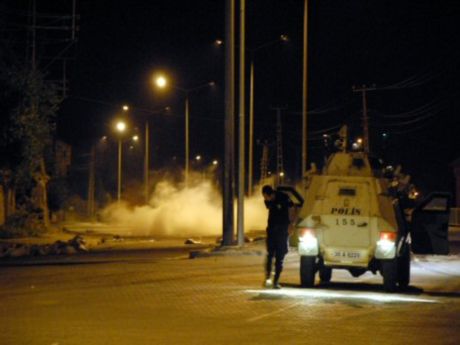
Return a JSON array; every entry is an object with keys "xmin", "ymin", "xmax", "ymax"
[
  {"xmin": 300, "ymin": 256, "xmax": 316, "ymax": 287},
  {"xmin": 319, "ymin": 266, "xmax": 332, "ymax": 283},
  {"xmin": 397, "ymin": 245, "xmax": 411, "ymax": 289},
  {"xmin": 381, "ymin": 259, "xmax": 398, "ymax": 292}
]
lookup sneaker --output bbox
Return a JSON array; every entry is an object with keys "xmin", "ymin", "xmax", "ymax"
[
  {"xmin": 273, "ymin": 282, "xmax": 282, "ymax": 289},
  {"xmin": 263, "ymin": 278, "xmax": 272, "ymax": 288}
]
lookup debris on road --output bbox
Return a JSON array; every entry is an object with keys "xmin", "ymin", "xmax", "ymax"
[
  {"xmin": 185, "ymin": 238, "xmax": 202, "ymax": 245},
  {"xmin": 0, "ymin": 235, "xmax": 89, "ymax": 259}
]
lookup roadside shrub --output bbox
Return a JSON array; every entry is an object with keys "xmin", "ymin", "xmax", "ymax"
[{"xmin": 0, "ymin": 208, "xmax": 46, "ymax": 238}]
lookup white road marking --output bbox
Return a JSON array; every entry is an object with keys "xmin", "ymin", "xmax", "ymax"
[{"xmin": 246, "ymin": 301, "xmax": 302, "ymax": 322}]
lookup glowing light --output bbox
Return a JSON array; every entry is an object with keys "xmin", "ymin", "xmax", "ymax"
[
  {"xmin": 380, "ymin": 231, "xmax": 396, "ymax": 242},
  {"xmin": 215, "ymin": 39, "xmax": 223, "ymax": 45},
  {"xmin": 212, "ymin": 160, "xmax": 218, "ymax": 165},
  {"xmin": 195, "ymin": 155, "xmax": 201, "ymax": 161},
  {"xmin": 245, "ymin": 288, "xmax": 438, "ymax": 304},
  {"xmin": 132, "ymin": 135, "xmax": 139, "ymax": 141},
  {"xmin": 280, "ymin": 34, "xmax": 289, "ymax": 41},
  {"xmin": 298, "ymin": 228, "xmax": 318, "ymax": 255},
  {"xmin": 298, "ymin": 228, "xmax": 315, "ymax": 239},
  {"xmin": 116, "ymin": 121, "xmax": 126, "ymax": 133},
  {"xmin": 122, "ymin": 105, "xmax": 129, "ymax": 111},
  {"xmin": 155, "ymin": 75, "xmax": 167, "ymax": 88},
  {"xmin": 279, "ymin": 172, "xmax": 285, "ymax": 177},
  {"xmin": 376, "ymin": 231, "xmax": 397, "ymax": 258},
  {"xmin": 357, "ymin": 138, "xmax": 363, "ymax": 144}
]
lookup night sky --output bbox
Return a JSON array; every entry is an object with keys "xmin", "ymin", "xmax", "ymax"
[{"xmin": 3, "ymin": 0, "xmax": 460, "ymax": 196}]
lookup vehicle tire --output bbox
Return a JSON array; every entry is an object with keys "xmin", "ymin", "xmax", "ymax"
[
  {"xmin": 397, "ymin": 245, "xmax": 411, "ymax": 289},
  {"xmin": 319, "ymin": 266, "xmax": 332, "ymax": 283},
  {"xmin": 300, "ymin": 256, "xmax": 316, "ymax": 287},
  {"xmin": 381, "ymin": 259, "xmax": 398, "ymax": 292}
]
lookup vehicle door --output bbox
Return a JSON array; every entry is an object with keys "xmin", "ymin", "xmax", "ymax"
[{"xmin": 410, "ymin": 192, "xmax": 451, "ymax": 255}]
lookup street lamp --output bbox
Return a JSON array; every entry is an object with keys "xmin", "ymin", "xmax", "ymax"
[
  {"xmin": 248, "ymin": 34, "xmax": 288, "ymax": 195},
  {"xmin": 154, "ymin": 74, "xmax": 214, "ymax": 186},
  {"xmin": 115, "ymin": 119, "xmax": 127, "ymax": 202},
  {"xmin": 124, "ymin": 102, "xmax": 167, "ymax": 204}
]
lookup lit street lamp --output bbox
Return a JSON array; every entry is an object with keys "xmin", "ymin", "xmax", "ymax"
[
  {"xmin": 154, "ymin": 74, "xmax": 214, "ymax": 186},
  {"xmin": 115, "ymin": 119, "xmax": 127, "ymax": 202},
  {"xmin": 123, "ymin": 102, "xmax": 168, "ymax": 204}
]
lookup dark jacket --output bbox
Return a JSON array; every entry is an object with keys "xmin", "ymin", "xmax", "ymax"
[{"xmin": 265, "ymin": 191, "xmax": 293, "ymax": 228}]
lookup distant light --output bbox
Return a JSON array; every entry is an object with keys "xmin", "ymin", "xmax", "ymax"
[
  {"xmin": 280, "ymin": 34, "xmax": 289, "ymax": 41},
  {"xmin": 155, "ymin": 76, "xmax": 167, "ymax": 88},
  {"xmin": 209, "ymin": 81, "xmax": 216, "ymax": 87},
  {"xmin": 382, "ymin": 132, "xmax": 388, "ymax": 138},
  {"xmin": 101, "ymin": 136, "xmax": 107, "ymax": 141},
  {"xmin": 215, "ymin": 39, "xmax": 223, "ymax": 45},
  {"xmin": 279, "ymin": 172, "xmax": 285, "ymax": 177},
  {"xmin": 122, "ymin": 105, "xmax": 129, "ymax": 111},
  {"xmin": 212, "ymin": 160, "xmax": 218, "ymax": 166},
  {"xmin": 357, "ymin": 138, "xmax": 363, "ymax": 144},
  {"xmin": 132, "ymin": 135, "xmax": 139, "ymax": 141},
  {"xmin": 116, "ymin": 121, "xmax": 126, "ymax": 133},
  {"xmin": 195, "ymin": 155, "xmax": 202, "ymax": 161}
]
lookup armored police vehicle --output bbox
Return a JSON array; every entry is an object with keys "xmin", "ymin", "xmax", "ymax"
[{"xmin": 293, "ymin": 149, "xmax": 451, "ymax": 292}]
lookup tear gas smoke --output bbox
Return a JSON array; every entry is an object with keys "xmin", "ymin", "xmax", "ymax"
[{"xmin": 100, "ymin": 175, "xmax": 267, "ymax": 237}]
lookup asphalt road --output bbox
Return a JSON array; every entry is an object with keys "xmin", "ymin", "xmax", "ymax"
[{"xmin": 1, "ymin": 241, "xmax": 459, "ymax": 345}]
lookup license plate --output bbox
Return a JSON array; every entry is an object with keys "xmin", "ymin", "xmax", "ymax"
[{"xmin": 332, "ymin": 251, "xmax": 361, "ymax": 259}]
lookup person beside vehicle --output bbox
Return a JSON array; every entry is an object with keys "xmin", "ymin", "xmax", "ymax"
[{"xmin": 262, "ymin": 185, "xmax": 294, "ymax": 289}]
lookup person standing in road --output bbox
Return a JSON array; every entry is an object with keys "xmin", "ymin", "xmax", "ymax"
[{"xmin": 262, "ymin": 185, "xmax": 294, "ymax": 289}]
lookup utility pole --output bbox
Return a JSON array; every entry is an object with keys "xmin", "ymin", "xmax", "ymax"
[
  {"xmin": 302, "ymin": 0, "xmax": 309, "ymax": 179},
  {"xmin": 144, "ymin": 121, "xmax": 149, "ymax": 203},
  {"xmin": 237, "ymin": 0, "xmax": 246, "ymax": 246},
  {"xmin": 222, "ymin": 0, "xmax": 235, "ymax": 246},
  {"xmin": 87, "ymin": 146, "xmax": 95, "ymax": 218},
  {"xmin": 71, "ymin": 0, "xmax": 77, "ymax": 40},
  {"xmin": 352, "ymin": 85, "xmax": 376, "ymax": 153},
  {"xmin": 31, "ymin": 0, "xmax": 37, "ymax": 71},
  {"xmin": 248, "ymin": 58, "xmax": 254, "ymax": 196},
  {"xmin": 274, "ymin": 108, "xmax": 285, "ymax": 186},
  {"xmin": 259, "ymin": 141, "xmax": 269, "ymax": 183}
]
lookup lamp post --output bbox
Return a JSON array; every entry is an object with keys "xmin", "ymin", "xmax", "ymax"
[
  {"xmin": 115, "ymin": 120, "xmax": 127, "ymax": 202},
  {"xmin": 248, "ymin": 34, "xmax": 288, "ymax": 195},
  {"xmin": 123, "ymin": 103, "xmax": 167, "ymax": 204},
  {"xmin": 154, "ymin": 75, "xmax": 214, "ymax": 186}
]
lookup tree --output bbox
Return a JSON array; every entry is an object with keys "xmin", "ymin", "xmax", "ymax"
[{"xmin": 1, "ymin": 67, "xmax": 62, "ymax": 228}]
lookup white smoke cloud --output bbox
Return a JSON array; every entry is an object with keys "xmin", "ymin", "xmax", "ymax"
[{"xmin": 100, "ymin": 176, "xmax": 267, "ymax": 237}]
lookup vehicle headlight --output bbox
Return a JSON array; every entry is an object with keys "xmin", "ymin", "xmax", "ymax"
[
  {"xmin": 298, "ymin": 228, "xmax": 318, "ymax": 255},
  {"xmin": 375, "ymin": 231, "xmax": 396, "ymax": 259}
]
